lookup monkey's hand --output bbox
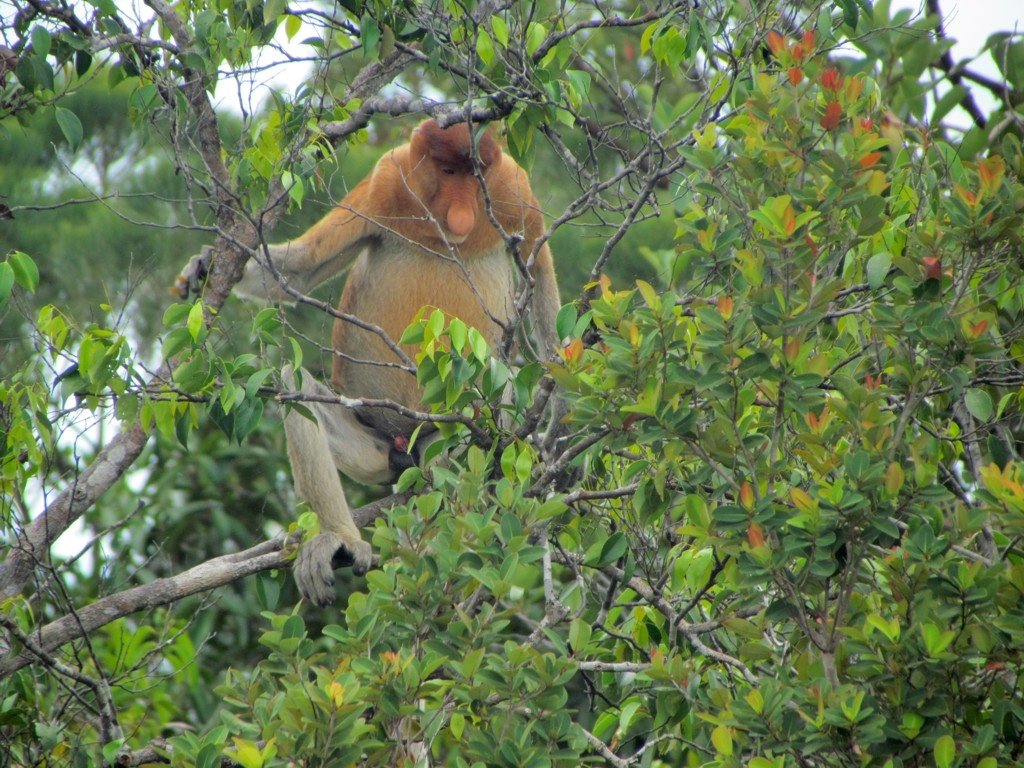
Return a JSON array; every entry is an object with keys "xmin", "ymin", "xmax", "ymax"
[
  {"xmin": 172, "ymin": 245, "xmax": 215, "ymax": 300},
  {"xmin": 293, "ymin": 531, "xmax": 373, "ymax": 607}
]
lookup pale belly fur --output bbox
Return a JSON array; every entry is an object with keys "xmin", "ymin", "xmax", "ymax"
[{"xmin": 332, "ymin": 237, "xmax": 514, "ymax": 420}]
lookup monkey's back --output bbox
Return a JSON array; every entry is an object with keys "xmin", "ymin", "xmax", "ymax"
[{"xmin": 331, "ymin": 233, "xmax": 514, "ymax": 436}]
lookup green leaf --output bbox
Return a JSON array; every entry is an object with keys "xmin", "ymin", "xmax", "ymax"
[
  {"xmin": 75, "ymin": 49, "xmax": 92, "ymax": 77},
  {"xmin": 285, "ymin": 14, "xmax": 301, "ymax": 40},
  {"xmin": 31, "ymin": 26, "xmax": 51, "ymax": 58},
  {"xmin": 0, "ymin": 262, "xmax": 15, "ymax": 305},
  {"xmin": 491, "ymin": 16, "xmax": 509, "ymax": 47},
  {"xmin": 173, "ymin": 355, "xmax": 212, "ymax": 393},
  {"xmin": 101, "ymin": 739, "xmax": 125, "ymax": 764},
  {"xmin": 933, "ymin": 734, "xmax": 955, "ymax": 768},
  {"xmin": 836, "ymin": 0, "xmax": 859, "ymax": 29},
  {"xmin": 163, "ymin": 302, "xmax": 191, "ymax": 327},
  {"xmin": 450, "ymin": 712, "xmax": 466, "ymax": 740},
  {"xmin": 866, "ymin": 252, "xmax": 891, "ymax": 289},
  {"xmin": 196, "ymin": 745, "xmax": 222, "ymax": 768},
  {"xmin": 931, "ymin": 85, "xmax": 969, "ymax": 125},
  {"xmin": 711, "ymin": 724, "xmax": 733, "ymax": 756},
  {"xmin": 8, "ymin": 251, "xmax": 38, "ymax": 292},
  {"xmin": 866, "ymin": 614, "xmax": 900, "ymax": 642},
  {"xmin": 965, "ymin": 388, "xmax": 993, "ymax": 422},
  {"xmin": 263, "ymin": 0, "xmax": 286, "ymax": 22},
  {"xmin": 526, "ymin": 22, "xmax": 546, "ymax": 56},
  {"xmin": 921, "ymin": 623, "xmax": 956, "ymax": 657},
  {"xmin": 568, "ymin": 618, "xmax": 591, "ymax": 651},
  {"xmin": 187, "ymin": 300, "xmax": 204, "ymax": 341},
  {"xmin": 55, "ymin": 107, "xmax": 83, "ymax": 150},
  {"xmin": 476, "ymin": 29, "xmax": 494, "ymax": 66},
  {"xmin": 360, "ymin": 14, "xmax": 380, "ymax": 54}
]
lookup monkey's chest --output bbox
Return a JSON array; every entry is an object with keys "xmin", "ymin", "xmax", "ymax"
[{"xmin": 331, "ymin": 242, "xmax": 514, "ymax": 403}]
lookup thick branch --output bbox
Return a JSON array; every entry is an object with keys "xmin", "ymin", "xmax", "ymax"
[
  {"xmin": 0, "ymin": 492, "xmax": 411, "ymax": 678},
  {"xmin": 0, "ymin": 8, "xmax": 421, "ymax": 601}
]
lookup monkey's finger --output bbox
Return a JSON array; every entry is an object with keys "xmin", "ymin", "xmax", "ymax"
[{"xmin": 294, "ymin": 533, "xmax": 342, "ymax": 606}]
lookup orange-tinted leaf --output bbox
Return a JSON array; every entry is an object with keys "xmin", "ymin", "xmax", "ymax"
[
  {"xmin": 844, "ymin": 75, "xmax": 863, "ymax": 100},
  {"xmin": 884, "ymin": 461, "xmax": 904, "ymax": 496},
  {"xmin": 766, "ymin": 31, "xmax": 787, "ymax": 57},
  {"xmin": 562, "ymin": 337, "xmax": 584, "ymax": 363},
  {"xmin": 790, "ymin": 487, "xmax": 815, "ymax": 512},
  {"xmin": 968, "ymin": 319, "xmax": 989, "ymax": 338},
  {"xmin": 978, "ymin": 156, "xmax": 1005, "ymax": 196},
  {"xmin": 784, "ymin": 336, "xmax": 801, "ymax": 361},
  {"xmin": 747, "ymin": 522, "xmax": 766, "ymax": 548},
  {"xmin": 718, "ymin": 295, "xmax": 734, "ymax": 319},
  {"xmin": 781, "ymin": 202, "xmax": 797, "ymax": 235},
  {"xmin": 801, "ymin": 30, "xmax": 816, "ymax": 50},
  {"xmin": 954, "ymin": 184, "xmax": 977, "ymax": 206},
  {"xmin": 858, "ymin": 152, "xmax": 882, "ymax": 168},
  {"xmin": 820, "ymin": 101, "xmax": 842, "ymax": 130},
  {"xmin": 740, "ymin": 482, "xmax": 755, "ymax": 510},
  {"xmin": 788, "ymin": 67, "xmax": 804, "ymax": 85},
  {"xmin": 865, "ymin": 373, "xmax": 882, "ymax": 390}
]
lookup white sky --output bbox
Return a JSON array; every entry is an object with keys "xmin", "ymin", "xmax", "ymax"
[
  {"xmin": 889, "ymin": 0, "xmax": 1022, "ymax": 124},
  {"xmin": 894, "ymin": 0, "xmax": 1022, "ymax": 76}
]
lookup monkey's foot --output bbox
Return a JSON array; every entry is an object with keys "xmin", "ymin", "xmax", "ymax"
[
  {"xmin": 293, "ymin": 531, "xmax": 373, "ymax": 607},
  {"xmin": 172, "ymin": 245, "xmax": 214, "ymax": 300}
]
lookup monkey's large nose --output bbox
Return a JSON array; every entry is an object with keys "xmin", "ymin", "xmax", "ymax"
[{"xmin": 447, "ymin": 204, "xmax": 475, "ymax": 238}]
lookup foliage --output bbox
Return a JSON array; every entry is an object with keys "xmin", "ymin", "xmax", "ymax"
[{"xmin": 2, "ymin": 0, "xmax": 1024, "ymax": 766}]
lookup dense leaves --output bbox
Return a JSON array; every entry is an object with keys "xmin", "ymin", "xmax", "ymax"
[{"xmin": 2, "ymin": 1, "xmax": 1024, "ymax": 766}]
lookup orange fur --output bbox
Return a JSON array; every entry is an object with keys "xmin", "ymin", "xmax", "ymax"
[
  {"xmin": 208, "ymin": 119, "xmax": 564, "ymax": 603},
  {"xmin": 277, "ymin": 120, "xmax": 556, "ymax": 419}
]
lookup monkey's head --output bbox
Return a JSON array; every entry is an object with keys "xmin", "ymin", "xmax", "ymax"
[{"xmin": 407, "ymin": 119, "xmax": 501, "ymax": 243}]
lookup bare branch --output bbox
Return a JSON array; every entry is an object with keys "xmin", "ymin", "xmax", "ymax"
[{"xmin": 0, "ymin": 492, "xmax": 412, "ymax": 678}]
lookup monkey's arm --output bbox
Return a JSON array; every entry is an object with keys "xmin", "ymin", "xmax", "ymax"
[
  {"xmin": 237, "ymin": 187, "xmax": 374, "ymax": 302},
  {"xmin": 528, "ymin": 243, "xmax": 562, "ymax": 357},
  {"xmin": 176, "ymin": 181, "xmax": 374, "ymax": 302}
]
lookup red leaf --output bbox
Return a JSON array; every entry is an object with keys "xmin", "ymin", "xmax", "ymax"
[
  {"xmin": 820, "ymin": 101, "xmax": 842, "ymax": 131},
  {"xmin": 747, "ymin": 522, "xmax": 766, "ymax": 548},
  {"xmin": 821, "ymin": 67, "xmax": 843, "ymax": 92},
  {"xmin": 766, "ymin": 31, "xmax": 787, "ymax": 57},
  {"xmin": 858, "ymin": 152, "xmax": 882, "ymax": 168}
]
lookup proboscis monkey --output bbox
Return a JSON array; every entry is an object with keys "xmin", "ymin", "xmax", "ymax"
[{"xmin": 177, "ymin": 119, "xmax": 563, "ymax": 606}]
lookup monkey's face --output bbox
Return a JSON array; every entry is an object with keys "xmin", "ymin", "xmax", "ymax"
[
  {"xmin": 430, "ymin": 169, "xmax": 482, "ymax": 243},
  {"xmin": 407, "ymin": 120, "xmax": 502, "ymax": 245}
]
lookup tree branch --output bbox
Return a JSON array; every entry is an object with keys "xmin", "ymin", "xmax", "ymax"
[{"xmin": 0, "ymin": 492, "xmax": 412, "ymax": 678}]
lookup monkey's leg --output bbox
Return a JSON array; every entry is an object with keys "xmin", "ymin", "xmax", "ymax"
[{"xmin": 282, "ymin": 366, "xmax": 390, "ymax": 606}]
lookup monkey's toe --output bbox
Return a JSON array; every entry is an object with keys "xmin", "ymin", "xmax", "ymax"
[
  {"xmin": 294, "ymin": 531, "xmax": 372, "ymax": 606},
  {"xmin": 336, "ymin": 538, "xmax": 373, "ymax": 575}
]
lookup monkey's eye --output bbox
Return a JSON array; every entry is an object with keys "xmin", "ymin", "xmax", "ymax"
[{"xmin": 441, "ymin": 167, "xmax": 456, "ymax": 175}]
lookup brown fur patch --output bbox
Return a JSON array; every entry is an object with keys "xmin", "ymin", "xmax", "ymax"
[{"xmin": 412, "ymin": 119, "xmax": 499, "ymax": 172}]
